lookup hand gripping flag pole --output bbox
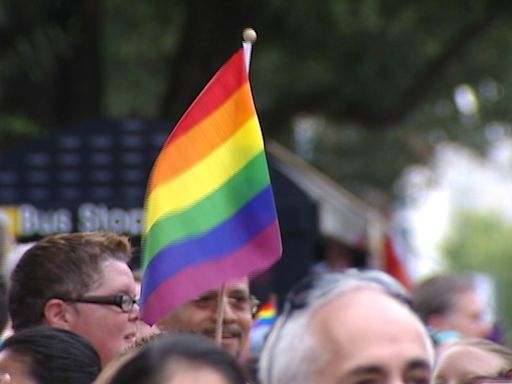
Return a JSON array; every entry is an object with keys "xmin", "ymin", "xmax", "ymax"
[{"xmin": 140, "ymin": 27, "xmax": 282, "ymax": 338}]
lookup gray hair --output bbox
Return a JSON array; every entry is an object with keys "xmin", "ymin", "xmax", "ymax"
[{"xmin": 258, "ymin": 269, "xmax": 422, "ymax": 384}]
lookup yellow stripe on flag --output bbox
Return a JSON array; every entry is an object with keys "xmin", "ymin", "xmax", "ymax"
[{"xmin": 145, "ymin": 115, "xmax": 263, "ymax": 233}]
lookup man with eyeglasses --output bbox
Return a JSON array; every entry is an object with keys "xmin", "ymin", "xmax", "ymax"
[
  {"xmin": 155, "ymin": 277, "xmax": 258, "ymax": 360},
  {"xmin": 258, "ymin": 269, "xmax": 435, "ymax": 384},
  {"xmin": 7, "ymin": 231, "xmax": 140, "ymax": 366}
]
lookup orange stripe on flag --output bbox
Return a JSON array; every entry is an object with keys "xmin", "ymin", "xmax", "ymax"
[{"xmin": 149, "ymin": 83, "xmax": 254, "ymax": 192}]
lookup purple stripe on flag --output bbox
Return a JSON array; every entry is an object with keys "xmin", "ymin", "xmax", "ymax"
[
  {"xmin": 141, "ymin": 221, "xmax": 281, "ymax": 325},
  {"xmin": 141, "ymin": 186, "xmax": 277, "ymax": 304}
]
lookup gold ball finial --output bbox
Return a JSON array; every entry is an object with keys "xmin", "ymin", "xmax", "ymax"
[{"xmin": 243, "ymin": 28, "xmax": 257, "ymax": 43}]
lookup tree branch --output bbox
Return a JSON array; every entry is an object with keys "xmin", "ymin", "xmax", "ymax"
[{"xmin": 263, "ymin": 3, "xmax": 512, "ymax": 133}]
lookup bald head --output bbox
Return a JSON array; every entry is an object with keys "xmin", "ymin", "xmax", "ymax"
[
  {"xmin": 312, "ymin": 288, "xmax": 434, "ymax": 384},
  {"xmin": 259, "ymin": 270, "xmax": 434, "ymax": 384}
]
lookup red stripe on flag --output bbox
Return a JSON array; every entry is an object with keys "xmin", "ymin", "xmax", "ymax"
[{"xmin": 165, "ymin": 50, "xmax": 247, "ymax": 142}]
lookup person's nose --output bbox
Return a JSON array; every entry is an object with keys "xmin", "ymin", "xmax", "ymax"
[
  {"xmin": 388, "ymin": 374, "xmax": 407, "ymax": 384},
  {"xmin": 128, "ymin": 301, "xmax": 141, "ymax": 321},
  {"xmin": 220, "ymin": 297, "xmax": 236, "ymax": 323}
]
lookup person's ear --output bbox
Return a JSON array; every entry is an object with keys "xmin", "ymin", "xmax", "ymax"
[{"xmin": 43, "ymin": 298, "xmax": 74, "ymax": 329}]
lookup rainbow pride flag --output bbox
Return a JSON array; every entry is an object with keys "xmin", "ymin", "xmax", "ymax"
[
  {"xmin": 250, "ymin": 298, "xmax": 277, "ymax": 354},
  {"xmin": 253, "ymin": 300, "xmax": 277, "ymax": 326},
  {"xmin": 140, "ymin": 48, "xmax": 282, "ymax": 325}
]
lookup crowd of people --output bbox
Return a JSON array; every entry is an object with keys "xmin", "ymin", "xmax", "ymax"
[{"xmin": 0, "ymin": 230, "xmax": 509, "ymax": 384}]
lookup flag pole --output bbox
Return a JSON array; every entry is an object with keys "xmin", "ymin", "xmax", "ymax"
[
  {"xmin": 215, "ymin": 284, "xmax": 227, "ymax": 345},
  {"xmin": 242, "ymin": 27, "xmax": 257, "ymax": 71},
  {"xmin": 214, "ymin": 28, "xmax": 258, "ymax": 347}
]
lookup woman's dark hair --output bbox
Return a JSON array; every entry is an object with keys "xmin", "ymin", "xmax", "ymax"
[
  {"xmin": 107, "ymin": 333, "xmax": 247, "ymax": 384},
  {"xmin": 2, "ymin": 325, "xmax": 101, "ymax": 384}
]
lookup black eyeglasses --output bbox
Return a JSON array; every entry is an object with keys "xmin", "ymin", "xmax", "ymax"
[{"xmin": 57, "ymin": 293, "xmax": 138, "ymax": 313}]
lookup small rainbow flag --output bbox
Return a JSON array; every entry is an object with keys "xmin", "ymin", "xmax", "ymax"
[
  {"xmin": 140, "ymin": 48, "xmax": 282, "ymax": 325},
  {"xmin": 254, "ymin": 300, "xmax": 277, "ymax": 326}
]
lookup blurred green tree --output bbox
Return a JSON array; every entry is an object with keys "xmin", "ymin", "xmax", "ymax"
[
  {"xmin": 2, "ymin": 0, "xmax": 512, "ymax": 204},
  {"xmin": 442, "ymin": 209, "xmax": 512, "ymax": 341}
]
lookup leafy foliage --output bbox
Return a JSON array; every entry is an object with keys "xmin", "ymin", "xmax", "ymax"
[
  {"xmin": 0, "ymin": 115, "xmax": 43, "ymax": 145},
  {"xmin": 2, "ymin": 0, "xmax": 512, "ymax": 203},
  {"xmin": 442, "ymin": 209, "xmax": 512, "ymax": 340}
]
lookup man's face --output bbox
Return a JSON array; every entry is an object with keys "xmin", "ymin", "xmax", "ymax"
[
  {"xmin": 156, "ymin": 278, "xmax": 254, "ymax": 359},
  {"xmin": 440, "ymin": 289, "xmax": 491, "ymax": 339},
  {"xmin": 312, "ymin": 289, "xmax": 433, "ymax": 384},
  {"xmin": 66, "ymin": 259, "xmax": 139, "ymax": 366}
]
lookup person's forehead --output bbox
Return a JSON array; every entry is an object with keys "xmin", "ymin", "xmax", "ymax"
[
  {"xmin": 98, "ymin": 258, "xmax": 132, "ymax": 276},
  {"xmin": 0, "ymin": 349, "xmax": 28, "ymax": 366},
  {"xmin": 439, "ymin": 344, "xmax": 505, "ymax": 369},
  {"xmin": 434, "ymin": 346, "xmax": 506, "ymax": 384},
  {"xmin": 450, "ymin": 289, "xmax": 485, "ymax": 311},
  {"xmin": 454, "ymin": 289, "xmax": 481, "ymax": 304},
  {"xmin": 89, "ymin": 259, "xmax": 135, "ymax": 292},
  {"xmin": 0, "ymin": 349, "xmax": 35, "ymax": 383},
  {"xmin": 203, "ymin": 278, "xmax": 250, "ymax": 296},
  {"xmin": 313, "ymin": 288, "xmax": 432, "ymax": 352},
  {"xmin": 319, "ymin": 287, "xmax": 402, "ymax": 314},
  {"xmin": 330, "ymin": 289, "xmax": 422, "ymax": 327},
  {"xmin": 226, "ymin": 278, "xmax": 249, "ymax": 291},
  {"xmin": 165, "ymin": 365, "xmax": 230, "ymax": 384}
]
